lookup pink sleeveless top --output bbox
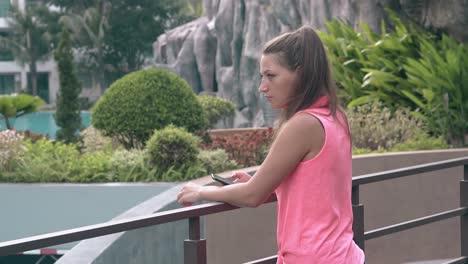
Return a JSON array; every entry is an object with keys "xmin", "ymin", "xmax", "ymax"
[{"xmin": 275, "ymin": 96, "xmax": 364, "ymax": 264}]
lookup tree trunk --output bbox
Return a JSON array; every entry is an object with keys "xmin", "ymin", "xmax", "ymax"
[
  {"xmin": 30, "ymin": 61, "xmax": 38, "ymax": 96},
  {"xmin": 2, "ymin": 114, "xmax": 11, "ymax": 130}
]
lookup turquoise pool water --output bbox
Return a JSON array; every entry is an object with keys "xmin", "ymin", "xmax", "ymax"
[{"xmin": 0, "ymin": 111, "xmax": 91, "ymax": 139}]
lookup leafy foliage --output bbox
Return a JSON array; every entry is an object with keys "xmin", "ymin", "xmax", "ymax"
[
  {"xmin": 0, "ymin": 130, "xmax": 24, "ymax": 172},
  {"xmin": 59, "ymin": 1, "xmax": 110, "ymax": 94},
  {"xmin": 198, "ymin": 149, "xmax": 240, "ymax": 174},
  {"xmin": 108, "ymin": 149, "xmax": 147, "ymax": 181},
  {"xmin": 197, "ymin": 95, "xmax": 236, "ymax": 129},
  {"xmin": 92, "ymin": 67, "xmax": 205, "ymax": 149},
  {"xmin": 318, "ymin": 9, "xmax": 468, "ymax": 145},
  {"xmin": 6, "ymin": 139, "xmax": 82, "ymax": 182},
  {"xmin": 389, "ymin": 132, "xmax": 448, "ymax": 152},
  {"xmin": 0, "ymin": 94, "xmax": 45, "ymax": 129},
  {"xmin": 347, "ymin": 103, "xmax": 424, "ymax": 150},
  {"xmin": 103, "ymin": 0, "xmax": 195, "ymax": 75},
  {"xmin": 49, "ymin": 0, "xmax": 201, "ymax": 87},
  {"xmin": 146, "ymin": 125, "xmax": 200, "ymax": 171},
  {"xmin": 204, "ymin": 129, "xmax": 273, "ymax": 167},
  {"xmin": 54, "ymin": 28, "xmax": 82, "ymax": 143},
  {"xmin": 79, "ymin": 126, "xmax": 115, "ymax": 153}
]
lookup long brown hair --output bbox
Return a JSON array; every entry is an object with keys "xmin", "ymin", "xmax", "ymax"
[{"xmin": 263, "ymin": 26, "xmax": 344, "ymax": 132}]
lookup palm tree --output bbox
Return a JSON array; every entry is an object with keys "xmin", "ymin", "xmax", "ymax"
[
  {"xmin": 0, "ymin": 5, "xmax": 52, "ymax": 97},
  {"xmin": 59, "ymin": 1, "xmax": 110, "ymax": 95}
]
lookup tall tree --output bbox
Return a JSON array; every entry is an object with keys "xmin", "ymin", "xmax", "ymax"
[
  {"xmin": 0, "ymin": 5, "xmax": 52, "ymax": 97},
  {"xmin": 54, "ymin": 28, "xmax": 82, "ymax": 143},
  {"xmin": 103, "ymin": 0, "xmax": 198, "ymax": 77},
  {"xmin": 59, "ymin": 1, "xmax": 110, "ymax": 95},
  {"xmin": 49, "ymin": 0, "xmax": 200, "ymax": 89}
]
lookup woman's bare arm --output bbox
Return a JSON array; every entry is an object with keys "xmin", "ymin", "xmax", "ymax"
[{"xmin": 177, "ymin": 113, "xmax": 325, "ymax": 207}]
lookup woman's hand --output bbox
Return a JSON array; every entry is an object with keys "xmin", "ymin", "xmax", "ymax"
[
  {"xmin": 230, "ymin": 171, "xmax": 252, "ymax": 183},
  {"xmin": 177, "ymin": 182, "xmax": 203, "ymax": 206}
]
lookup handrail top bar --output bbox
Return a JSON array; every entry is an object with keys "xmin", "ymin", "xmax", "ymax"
[
  {"xmin": 352, "ymin": 156, "xmax": 468, "ymax": 186},
  {"xmin": 0, "ymin": 195, "xmax": 276, "ymax": 256}
]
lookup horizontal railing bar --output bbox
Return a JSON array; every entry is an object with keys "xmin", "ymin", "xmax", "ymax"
[
  {"xmin": 365, "ymin": 207, "xmax": 468, "ymax": 240},
  {"xmin": 353, "ymin": 157, "xmax": 468, "ymax": 186},
  {"xmin": 0, "ymin": 196, "xmax": 276, "ymax": 256},
  {"xmin": 243, "ymin": 255, "xmax": 277, "ymax": 264},
  {"xmin": 441, "ymin": 257, "xmax": 468, "ymax": 264},
  {"xmin": 1, "ymin": 157, "xmax": 467, "ymax": 257}
]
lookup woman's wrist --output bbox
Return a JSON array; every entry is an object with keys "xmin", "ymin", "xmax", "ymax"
[{"xmin": 199, "ymin": 185, "xmax": 221, "ymax": 201}]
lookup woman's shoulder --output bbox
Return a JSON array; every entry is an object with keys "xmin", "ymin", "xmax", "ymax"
[
  {"xmin": 288, "ymin": 112, "xmax": 322, "ymax": 131},
  {"xmin": 283, "ymin": 114, "xmax": 324, "ymax": 142}
]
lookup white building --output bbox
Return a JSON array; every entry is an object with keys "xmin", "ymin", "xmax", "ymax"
[{"xmin": 0, "ymin": 0, "xmax": 60, "ymax": 105}]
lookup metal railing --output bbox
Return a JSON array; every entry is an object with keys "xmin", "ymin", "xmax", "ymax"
[{"xmin": 0, "ymin": 157, "xmax": 467, "ymax": 264}]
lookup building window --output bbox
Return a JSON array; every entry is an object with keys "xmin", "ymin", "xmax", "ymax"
[
  {"xmin": 0, "ymin": 0, "xmax": 10, "ymax": 17},
  {"xmin": 0, "ymin": 32, "xmax": 14, "ymax": 61},
  {"xmin": 0, "ymin": 74, "xmax": 15, "ymax": 95},
  {"xmin": 27, "ymin": 72, "xmax": 49, "ymax": 103}
]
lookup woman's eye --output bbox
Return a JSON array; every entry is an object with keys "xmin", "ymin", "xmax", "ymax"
[{"xmin": 260, "ymin": 73, "xmax": 275, "ymax": 80}]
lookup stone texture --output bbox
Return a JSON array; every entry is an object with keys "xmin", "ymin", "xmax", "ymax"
[{"xmin": 153, "ymin": 0, "xmax": 467, "ymax": 127}]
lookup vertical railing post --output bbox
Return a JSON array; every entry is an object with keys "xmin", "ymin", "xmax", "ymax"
[
  {"xmin": 461, "ymin": 165, "xmax": 468, "ymax": 257},
  {"xmin": 184, "ymin": 217, "xmax": 206, "ymax": 264},
  {"xmin": 352, "ymin": 185, "xmax": 365, "ymax": 251}
]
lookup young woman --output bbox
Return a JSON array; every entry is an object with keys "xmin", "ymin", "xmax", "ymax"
[{"xmin": 177, "ymin": 26, "xmax": 365, "ymax": 264}]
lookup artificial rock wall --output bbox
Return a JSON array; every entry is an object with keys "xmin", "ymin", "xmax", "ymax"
[{"xmin": 153, "ymin": 0, "xmax": 467, "ymax": 127}]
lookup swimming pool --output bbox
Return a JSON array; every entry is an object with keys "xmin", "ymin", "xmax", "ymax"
[{"xmin": 0, "ymin": 111, "xmax": 91, "ymax": 139}]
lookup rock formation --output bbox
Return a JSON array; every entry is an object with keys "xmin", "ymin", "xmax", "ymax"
[{"xmin": 153, "ymin": 0, "xmax": 467, "ymax": 127}]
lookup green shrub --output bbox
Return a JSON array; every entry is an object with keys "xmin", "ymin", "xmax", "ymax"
[
  {"xmin": 347, "ymin": 103, "xmax": 424, "ymax": 150},
  {"xmin": 9, "ymin": 139, "xmax": 81, "ymax": 182},
  {"xmin": 18, "ymin": 130, "xmax": 47, "ymax": 142},
  {"xmin": 197, "ymin": 95, "xmax": 236, "ymax": 128},
  {"xmin": 0, "ymin": 130, "xmax": 25, "ymax": 172},
  {"xmin": 352, "ymin": 133, "xmax": 449, "ymax": 155},
  {"xmin": 79, "ymin": 126, "xmax": 115, "ymax": 153},
  {"xmin": 109, "ymin": 149, "xmax": 148, "ymax": 181},
  {"xmin": 318, "ymin": 10, "xmax": 468, "ymax": 145},
  {"xmin": 1, "ymin": 138, "xmax": 114, "ymax": 183},
  {"xmin": 204, "ymin": 129, "xmax": 273, "ymax": 167},
  {"xmin": 390, "ymin": 132, "xmax": 449, "ymax": 152},
  {"xmin": 198, "ymin": 149, "xmax": 240, "ymax": 174},
  {"xmin": 92, "ymin": 67, "xmax": 206, "ymax": 149},
  {"xmin": 0, "ymin": 94, "xmax": 45, "ymax": 130},
  {"xmin": 146, "ymin": 125, "xmax": 201, "ymax": 171},
  {"xmin": 352, "ymin": 148, "xmax": 386, "ymax": 155},
  {"xmin": 352, "ymin": 148, "xmax": 375, "ymax": 155},
  {"xmin": 158, "ymin": 162, "xmax": 207, "ymax": 182},
  {"xmin": 73, "ymin": 151, "xmax": 112, "ymax": 182}
]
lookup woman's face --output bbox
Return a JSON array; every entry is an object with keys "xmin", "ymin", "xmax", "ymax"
[{"xmin": 259, "ymin": 54, "xmax": 299, "ymax": 109}]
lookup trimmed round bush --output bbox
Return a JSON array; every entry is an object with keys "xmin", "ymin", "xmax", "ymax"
[
  {"xmin": 197, "ymin": 95, "xmax": 236, "ymax": 128},
  {"xmin": 198, "ymin": 149, "xmax": 240, "ymax": 174},
  {"xmin": 92, "ymin": 67, "xmax": 206, "ymax": 149},
  {"xmin": 146, "ymin": 125, "xmax": 201, "ymax": 171}
]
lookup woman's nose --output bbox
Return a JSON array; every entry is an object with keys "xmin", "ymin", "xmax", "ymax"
[{"xmin": 259, "ymin": 80, "xmax": 268, "ymax": 92}]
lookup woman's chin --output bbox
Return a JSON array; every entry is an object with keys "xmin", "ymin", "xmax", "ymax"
[{"xmin": 269, "ymin": 103, "xmax": 287, "ymax": 110}]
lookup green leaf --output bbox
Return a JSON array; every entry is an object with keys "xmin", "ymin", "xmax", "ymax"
[
  {"xmin": 401, "ymin": 90, "xmax": 425, "ymax": 109},
  {"xmin": 348, "ymin": 95, "xmax": 374, "ymax": 108}
]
